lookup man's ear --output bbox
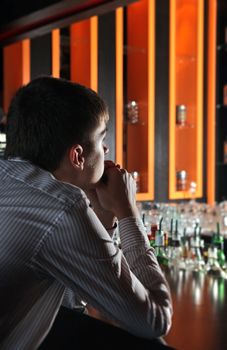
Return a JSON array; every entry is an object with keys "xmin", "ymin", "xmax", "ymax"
[{"xmin": 69, "ymin": 145, "xmax": 85, "ymax": 170}]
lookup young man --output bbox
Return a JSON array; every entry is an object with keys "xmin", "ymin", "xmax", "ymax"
[{"xmin": 0, "ymin": 76, "xmax": 173, "ymax": 349}]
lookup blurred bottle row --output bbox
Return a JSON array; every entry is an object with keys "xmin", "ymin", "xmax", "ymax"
[
  {"xmin": 137, "ymin": 200, "xmax": 227, "ymax": 278},
  {"xmin": 148, "ymin": 218, "xmax": 226, "ymax": 276},
  {"xmin": 139, "ymin": 200, "xmax": 227, "ymax": 237}
]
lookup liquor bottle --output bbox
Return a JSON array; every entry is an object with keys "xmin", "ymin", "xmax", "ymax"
[
  {"xmin": 206, "ymin": 245, "xmax": 220, "ymax": 273},
  {"xmin": 189, "ymin": 224, "xmax": 205, "ymax": 271},
  {"xmin": 142, "ymin": 212, "xmax": 154, "ymax": 246},
  {"xmin": 172, "ymin": 220, "xmax": 181, "ymax": 249},
  {"xmin": 169, "ymin": 219, "xmax": 184, "ymax": 269},
  {"xmin": 126, "ymin": 100, "xmax": 139, "ymax": 124},
  {"xmin": 212, "ymin": 223, "xmax": 226, "ymax": 270},
  {"xmin": 154, "ymin": 217, "xmax": 169, "ymax": 268},
  {"xmin": 181, "ymin": 227, "xmax": 189, "ymax": 264},
  {"xmin": 142, "ymin": 213, "xmax": 149, "ymax": 239},
  {"xmin": 176, "ymin": 170, "xmax": 187, "ymax": 191},
  {"xmin": 149, "ymin": 223, "xmax": 157, "ymax": 248},
  {"xmin": 168, "ymin": 218, "xmax": 174, "ymax": 248},
  {"xmin": 176, "ymin": 104, "xmax": 187, "ymax": 126}
]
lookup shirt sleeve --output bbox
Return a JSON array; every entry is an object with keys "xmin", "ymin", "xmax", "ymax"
[
  {"xmin": 61, "ymin": 288, "xmax": 85, "ymax": 309},
  {"xmin": 32, "ymin": 196, "xmax": 172, "ymax": 340}
]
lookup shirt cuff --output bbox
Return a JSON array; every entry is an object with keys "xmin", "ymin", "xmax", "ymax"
[{"xmin": 118, "ymin": 216, "xmax": 150, "ymax": 251}]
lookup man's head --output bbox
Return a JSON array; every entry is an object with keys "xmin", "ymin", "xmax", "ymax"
[{"xmin": 5, "ymin": 76, "xmax": 109, "ymax": 187}]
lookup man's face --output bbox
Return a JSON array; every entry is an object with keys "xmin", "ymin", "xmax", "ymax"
[{"xmin": 81, "ymin": 119, "xmax": 109, "ymax": 189}]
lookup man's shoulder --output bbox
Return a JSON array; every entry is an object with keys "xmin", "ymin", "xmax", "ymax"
[{"xmin": 0, "ymin": 159, "xmax": 87, "ymax": 207}]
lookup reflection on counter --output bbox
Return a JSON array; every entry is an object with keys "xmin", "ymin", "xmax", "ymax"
[
  {"xmin": 166, "ymin": 266, "xmax": 226, "ymax": 307},
  {"xmin": 164, "ymin": 267, "xmax": 227, "ymax": 350}
]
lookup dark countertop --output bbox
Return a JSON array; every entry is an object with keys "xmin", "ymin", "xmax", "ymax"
[{"xmin": 164, "ymin": 267, "xmax": 227, "ymax": 350}]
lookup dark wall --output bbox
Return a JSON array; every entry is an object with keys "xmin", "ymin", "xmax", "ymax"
[
  {"xmin": 154, "ymin": 0, "xmax": 169, "ymax": 202},
  {"xmin": 31, "ymin": 34, "xmax": 52, "ymax": 79},
  {"xmin": 215, "ymin": 0, "xmax": 227, "ymax": 201},
  {"xmin": 98, "ymin": 12, "xmax": 116, "ymax": 161}
]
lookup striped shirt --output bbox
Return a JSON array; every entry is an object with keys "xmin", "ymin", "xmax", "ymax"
[{"xmin": 0, "ymin": 159, "xmax": 172, "ymax": 349}]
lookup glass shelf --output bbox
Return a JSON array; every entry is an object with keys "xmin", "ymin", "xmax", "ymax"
[
  {"xmin": 124, "ymin": 120, "xmax": 148, "ymax": 127},
  {"xmin": 176, "ymin": 55, "xmax": 197, "ymax": 63},
  {"xmin": 176, "ymin": 122, "xmax": 195, "ymax": 129},
  {"xmin": 123, "ymin": 45, "xmax": 147, "ymax": 55}
]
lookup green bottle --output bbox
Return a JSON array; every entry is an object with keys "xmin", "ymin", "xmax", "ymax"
[{"xmin": 212, "ymin": 223, "xmax": 226, "ymax": 269}]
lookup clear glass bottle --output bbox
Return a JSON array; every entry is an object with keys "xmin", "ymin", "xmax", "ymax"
[
  {"xmin": 181, "ymin": 227, "xmax": 189, "ymax": 267},
  {"xmin": 176, "ymin": 104, "xmax": 187, "ymax": 126},
  {"xmin": 176, "ymin": 170, "xmax": 187, "ymax": 191},
  {"xmin": 206, "ymin": 245, "xmax": 220, "ymax": 273},
  {"xmin": 154, "ymin": 217, "xmax": 169, "ymax": 268},
  {"xmin": 168, "ymin": 219, "xmax": 184, "ymax": 269},
  {"xmin": 168, "ymin": 218, "xmax": 174, "ymax": 250},
  {"xmin": 189, "ymin": 225, "xmax": 205, "ymax": 272}
]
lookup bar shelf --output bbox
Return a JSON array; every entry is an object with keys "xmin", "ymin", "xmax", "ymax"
[{"xmin": 169, "ymin": 0, "xmax": 204, "ymax": 200}]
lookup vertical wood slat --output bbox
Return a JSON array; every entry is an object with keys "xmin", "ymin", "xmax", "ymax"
[
  {"xmin": 3, "ymin": 39, "xmax": 30, "ymax": 112},
  {"xmin": 197, "ymin": 0, "xmax": 204, "ymax": 198},
  {"xmin": 52, "ymin": 29, "xmax": 60, "ymax": 78},
  {"xmin": 169, "ymin": 0, "xmax": 176, "ymax": 198},
  {"xmin": 207, "ymin": 0, "xmax": 217, "ymax": 204},
  {"xmin": 90, "ymin": 16, "xmax": 98, "ymax": 92},
  {"xmin": 70, "ymin": 17, "xmax": 98, "ymax": 90},
  {"xmin": 115, "ymin": 7, "xmax": 123, "ymax": 167}
]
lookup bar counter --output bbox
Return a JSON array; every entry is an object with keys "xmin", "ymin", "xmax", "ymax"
[
  {"xmin": 40, "ymin": 261, "xmax": 227, "ymax": 350},
  {"xmin": 164, "ymin": 267, "xmax": 227, "ymax": 350}
]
